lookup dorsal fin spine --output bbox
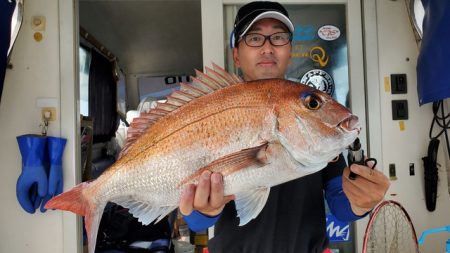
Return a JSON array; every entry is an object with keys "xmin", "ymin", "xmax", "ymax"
[
  {"xmin": 151, "ymin": 108, "xmax": 171, "ymax": 115},
  {"xmin": 205, "ymin": 67, "xmax": 228, "ymax": 87},
  {"xmin": 195, "ymin": 69, "xmax": 223, "ymax": 89},
  {"xmin": 180, "ymin": 82, "xmax": 206, "ymax": 96},
  {"xmin": 171, "ymin": 90, "xmax": 196, "ymax": 101},
  {"xmin": 191, "ymin": 76, "xmax": 216, "ymax": 92},
  {"xmin": 166, "ymin": 96, "xmax": 188, "ymax": 106},
  {"xmin": 156, "ymin": 102, "xmax": 177, "ymax": 111},
  {"xmin": 212, "ymin": 63, "xmax": 243, "ymax": 83}
]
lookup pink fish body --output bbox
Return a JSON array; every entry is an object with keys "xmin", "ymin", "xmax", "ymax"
[{"xmin": 46, "ymin": 64, "xmax": 360, "ymax": 253}]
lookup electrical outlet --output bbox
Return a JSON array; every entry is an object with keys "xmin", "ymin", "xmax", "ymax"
[
  {"xmin": 391, "ymin": 74, "xmax": 407, "ymax": 94},
  {"xmin": 409, "ymin": 163, "xmax": 415, "ymax": 176},
  {"xmin": 41, "ymin": 107, "xmax": 56, "ymax": 121},
  {"xmin": 389, "ymin": 163, "xmax": 397, "ymax": 180},
  {"xmin": 392, "ymin": 100, "xmax": 408, "ymax": 120}
]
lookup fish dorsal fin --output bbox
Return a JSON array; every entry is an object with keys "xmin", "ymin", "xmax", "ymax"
[
  {"xmin": 118, "ymin": 63, "xmax": 243, "ymax": 159},
  {"xmin": 235, "ymin": 187, "xmax": 271, "ymax": 226},
  {"xmin": 114, "ymin": 197, "xmax": 177, "ymax": 225}
]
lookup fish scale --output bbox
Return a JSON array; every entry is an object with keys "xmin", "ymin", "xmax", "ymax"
[{"xmin": 45, "ymin": 65, "xmax": 360, "ymax": 253}]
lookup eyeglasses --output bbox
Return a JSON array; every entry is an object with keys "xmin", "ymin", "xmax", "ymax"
[{"xmin": 241, "ymin": 32, "xmax": 292, "ymax": 47}]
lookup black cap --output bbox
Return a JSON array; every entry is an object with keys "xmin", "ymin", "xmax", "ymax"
[{"xmin": 231, "ymin": 1, "xmax": 294, "ymax": 48}]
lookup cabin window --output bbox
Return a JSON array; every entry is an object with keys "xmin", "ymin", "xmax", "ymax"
[{"xmin": 79, "ymin": 46, "xmax": 91, "ymax": 116}]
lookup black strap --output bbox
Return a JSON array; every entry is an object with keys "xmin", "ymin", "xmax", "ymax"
[{"xmin": 422, "ymin": 138, "xmax": 439, "ymax": 212}]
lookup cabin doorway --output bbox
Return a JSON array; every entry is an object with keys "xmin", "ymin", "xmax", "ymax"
[{"xmin": 77, "ymin": 1, "xmax": 202, "ymax": 252}]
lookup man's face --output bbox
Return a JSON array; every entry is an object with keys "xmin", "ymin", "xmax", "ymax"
[{"xmin": 233, "ymin": 18, "xmax": 292, "ymax": 81}]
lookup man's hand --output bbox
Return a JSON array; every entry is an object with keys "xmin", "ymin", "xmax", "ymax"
[
  {"xmin": 179, "ymin": 171, "xmax": 235, "ymax": 217},
  {"xmin": 342, "ymin": 163, "xmax": 390, "ymax": 216}
]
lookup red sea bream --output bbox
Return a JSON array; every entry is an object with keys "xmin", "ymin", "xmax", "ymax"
[{"xmin": 45, "ymin": 64, "xmax": 360, "ymax": 253}]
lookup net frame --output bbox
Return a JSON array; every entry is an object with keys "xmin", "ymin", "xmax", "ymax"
[{"xmin": 362, "ymin": 200, "xmax": 419, "ymax": 253}]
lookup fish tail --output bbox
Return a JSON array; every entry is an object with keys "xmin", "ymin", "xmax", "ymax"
[{"xmin": 45, "ymin": 182, "xmax": 106, "ymax": 253}]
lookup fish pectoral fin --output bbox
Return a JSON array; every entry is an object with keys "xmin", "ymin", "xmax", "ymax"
[
  {"xmin": 179, "ymin": 143, "xmax": 270, "ymax": 187},
  {"xmin": 115, "ymin": 198, "xmax": 176, "ymax": 225},
  {"xmin": 234, "ymin": 187, "xmax": 271, "ymax": 226},
  {"xmin": 203, "ymin": 142, "xmax": 269, "ymax": 175}
]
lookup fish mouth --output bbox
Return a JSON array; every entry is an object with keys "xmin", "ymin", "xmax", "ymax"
[{"xmin": 338, "ymin": 115, "xmax": 361, "ymax": 134}]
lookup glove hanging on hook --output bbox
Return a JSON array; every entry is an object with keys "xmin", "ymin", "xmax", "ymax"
[
  {"xmin": 16, "ymin": 134, "xmax": 48, "ymax": 213},
  {"xmin": 40, "ymin": 136, "xmax": 66, "ymax": 212}
]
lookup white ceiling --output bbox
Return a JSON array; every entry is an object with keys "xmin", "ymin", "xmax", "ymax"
[{"xmin": 79, "ymin": 0, "xmax": 203, "ymax": 76}]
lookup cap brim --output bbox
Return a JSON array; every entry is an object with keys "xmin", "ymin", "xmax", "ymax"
[{"xmin": 239, "ymin": 11, "xmax": 294, "ymax": 38}]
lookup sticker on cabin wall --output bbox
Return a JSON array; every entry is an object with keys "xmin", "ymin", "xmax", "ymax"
[
  {"xmin": 291, "ymin": 45, "xmax": 329, "ymax": 67},
  {"xmin": 293, "ymin": 24, "xmax": 316, "ymax": 41},
  {"xmin": 318, "ymin": 25, "xmax": 341, "ymax": 41},
  {"xmin": 399, "ymin": 121, "xmax": 405, "ymax": 131},
  {"xmin": 300, "ymin": 69, "xmax": 335, "ymax": 96},
  {"xmin": 384, "ymin": 76, "xmax": 391, "ymax": 92},
  {"xmin": 310, "ymin": 46, "xmax": 329, "ymax": 67}
]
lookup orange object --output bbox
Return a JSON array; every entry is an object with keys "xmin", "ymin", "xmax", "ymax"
[
  {"xmin": 45, "ymin": 63, "xmax": 360, "ymax": 253},
  {"xmin": 33, "ymin": 32, "xmax": 43, "ymax": 42}
]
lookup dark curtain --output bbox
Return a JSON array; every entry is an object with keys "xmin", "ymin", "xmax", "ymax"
[
  {"xmin": 89, "ymin": 50, "xmax": 119, "ymax": 143},
  {"xmin": 417, "ymin": 0, "xmax": 450, "ymax": 105},
  {"xmin": 0, "ymin": 0, "xmax": 16, "ymax": 104}
]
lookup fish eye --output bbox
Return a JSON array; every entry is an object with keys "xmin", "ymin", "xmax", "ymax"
[{"xmin": 303, "ymin": 94, "xmax": 322, "ymax": 110}]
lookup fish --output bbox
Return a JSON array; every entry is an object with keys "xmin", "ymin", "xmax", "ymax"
[{"xmin": 45, "ymin": 63, "xmax": 360, "ymax": 253}]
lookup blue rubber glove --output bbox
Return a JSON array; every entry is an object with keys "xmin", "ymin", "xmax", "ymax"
[
  {"xmin": 16, "ymin": 134, "xmax": 48, "ymax": 214},
  {"xmin": 40, "ymin": 136, "xmax": 66, "ymax": 212},
  {"xmin": 39, "ymin": 194, "xmax": 53, "ymax": 213},
  {"xmin": 31, "ymin": 184, "xmax": 44, "ymax": 210},
  {"xmin": 47, "ymin": 136, "xmax": 66, "ymax": 195}
]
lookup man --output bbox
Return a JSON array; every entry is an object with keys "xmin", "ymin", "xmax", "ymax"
[{"xmin": 179, "ymin": 2, "xmax": 390, "ymax": 252}]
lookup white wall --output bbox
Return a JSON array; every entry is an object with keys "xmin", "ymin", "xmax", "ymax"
[
  {"xmin": 358, "ymin": 1, "xmax": 450, "ymax": 252},
  {"xmin": 0, "ymin": 1, "xmax": 79, "ymax": 253}
]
